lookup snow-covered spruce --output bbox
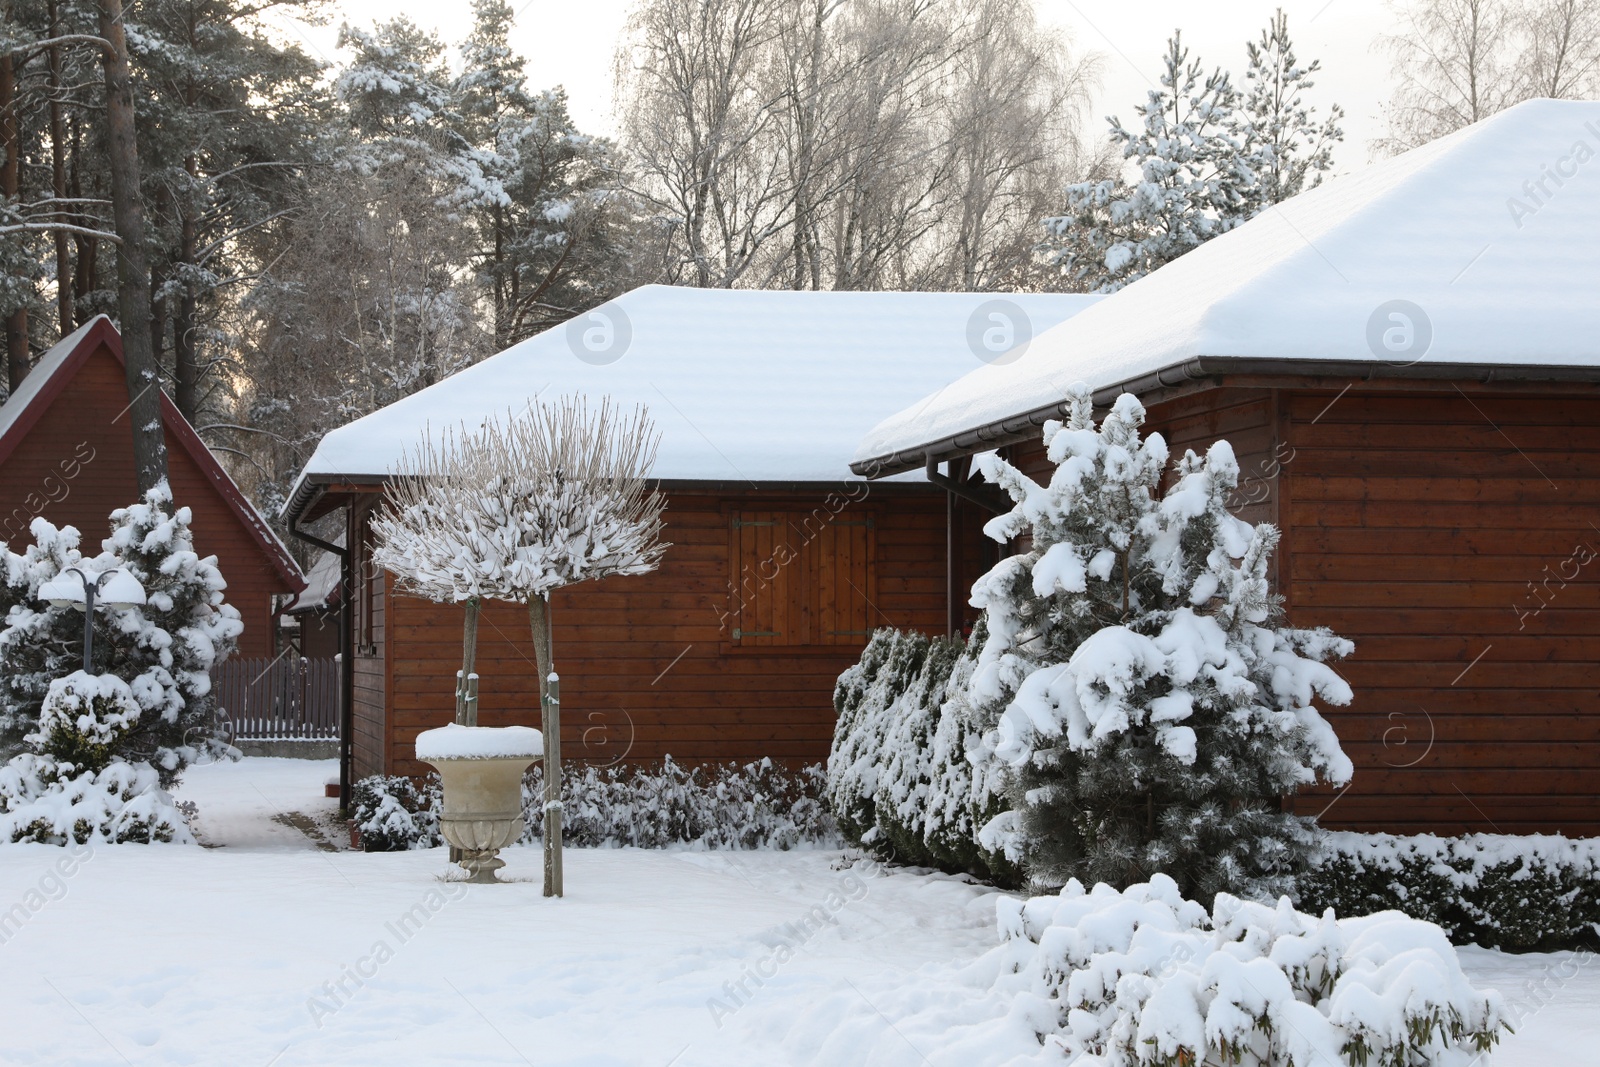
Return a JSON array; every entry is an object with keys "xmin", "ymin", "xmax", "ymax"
[
  {"xmin": 826, "ymin": 626, "xmax": 1015, "ymax": 880},
  {"xmin": 352, "ymin": 758, "xmax": 834, "ymax": 852},
  {"xmin": 1301, "ymin": 831, "xmax": 1600, "ymax": 950},
  {"xmin": 0, "ymin": 485, "xmax": 243, "ymax": 786},
  {"xmin": 968, "ymin": 387, "xmax": 1353, "ymax": 900},
  {"xmin": 988, "ymin": 875, "xmax": 1505, "ymax": 1066}
]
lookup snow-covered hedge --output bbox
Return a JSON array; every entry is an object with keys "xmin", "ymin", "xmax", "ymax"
[
  {"xmin": 1300, "ymin": 831, "xmax": 1600, "ymax": 950},
  {"xmin": 520, "ymin": 757, "xmax": 834, "ymax": 850},
  {"xmin": 353, "ymin": 757, "xmax": 836, "ymax": 852},
  {"xmin": 992, "ymin": 875, "xmax": 1506, "ymax": 1065},
  {"xmin": 826, "ymin": 626, "xmax": 1016, "ymax": 882}
]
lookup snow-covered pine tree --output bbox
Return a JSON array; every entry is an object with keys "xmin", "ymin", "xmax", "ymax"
[
  {"xmin": 1044, "ymin": 32, "xmax": 1250, "ymax": 293},
  {"xmin": 1046, "ymin": 13, "xmax": 1342, "ymax": 292},
  {"xmin": 99, "ymin": 485, "xmax": 243, "ymax": 783},
  {"xmin": 1236, "ymin": 9, "xmax": 1344, "ymax": 209},
  {"xmin": 0, "ymin": 486, "xmax": 241, "ymax": 786},
  {"xmin": 967, "ymin": 386, "xmax": 1354, "ymax": 900}
]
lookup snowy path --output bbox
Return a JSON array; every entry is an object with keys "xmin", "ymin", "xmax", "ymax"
[{"xmin": 0, "ymin": 758, "xmax": 1594, "ymax": 1066}]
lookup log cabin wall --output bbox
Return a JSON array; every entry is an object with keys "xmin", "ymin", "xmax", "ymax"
[
  {"xmin": 372, "ymin": 486, "xmax": 951, "ymax": 779},
  {"xmin": 0, "ymin": 337, "xmax": 292, "ymax": 656}
]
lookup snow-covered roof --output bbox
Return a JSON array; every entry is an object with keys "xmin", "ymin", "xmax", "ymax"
[
  {"xmin": 284, "ymin": 539, "xmax": 343, "ymax": 614},
  {"xmin": 286, "ymin": 286, "xmax": 1100, "ymax": 510},
  {"xmin": 855, "ymin": 99, "xmax": 1600, "ymax": 473}
]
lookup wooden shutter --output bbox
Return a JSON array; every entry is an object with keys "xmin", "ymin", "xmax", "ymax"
[
  {"xmin": 729, "ymin": 509, "xmax": 876, "ymax": 647},
  {"xmin": 814, "ymin": 515, "xmax": 874, "ymax": 645},
  {"xmin": 730, "ymin": 511, "xmax": 798, "ymax": 646}
]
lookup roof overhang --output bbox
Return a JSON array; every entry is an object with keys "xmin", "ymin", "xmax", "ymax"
[{"xmin": 853, "ymin": 356, "xmax": 1600, "ymax": 477}]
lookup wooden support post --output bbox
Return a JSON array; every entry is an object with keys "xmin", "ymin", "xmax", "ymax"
[
  {"xmin": 529, "ymin": 594, "xmax": 563, "ymax": 897},
  {"xmin": 543, "ymin": 673, "xmax": 563, "ymax": 898}
]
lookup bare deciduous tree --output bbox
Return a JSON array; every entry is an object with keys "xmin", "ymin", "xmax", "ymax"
[
  {"xmin": 1378, "ymin": 0, "xmax": 1600, "ymax": 154},
  {"xmin": 615, "ymin": 0, "xmax": 1103, "ymax": 291}
]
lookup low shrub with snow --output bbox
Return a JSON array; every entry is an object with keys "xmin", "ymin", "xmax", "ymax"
[
  {"xmin": 1301, "ymin": 831, "xmax": 1600, "ymax": 951},
  {"xmin": 0, "ymin": 754, "xmax": 191, "ymax": 844},
  {"xmin": 351, "ymin": 774, "xmax": 443, "ymax": 851},
  {"xmin": 0, "ymin": 672, "xmax": 191, "ymax": 845},
  {"xmin": 992, "ymin": 874, "xmax": 1505, "ymax": 1066},
  {"xmin": 827, "ymin": 626, "xmax": 1017, "ymax": 882},
  {"xmin": 521, "ymin": 757, "xmax": 835, "ymax": 850},
  {"xmin": 353, "ymin": 757, "xmax": 836, "ymax": 852}
]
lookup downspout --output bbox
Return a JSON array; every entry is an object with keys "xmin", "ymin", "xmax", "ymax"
[{"xmin": 287, "ymin": 502, "xmax": 353, "ymax": 814}]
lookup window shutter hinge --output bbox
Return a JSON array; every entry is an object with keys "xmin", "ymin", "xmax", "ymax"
[{"xmin": 732, "ymin": 629, "xmax": 781, "ymax": 639}]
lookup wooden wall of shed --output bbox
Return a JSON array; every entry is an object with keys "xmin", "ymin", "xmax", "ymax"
[
  {"xmin": 350, "ymin": 500, "xmax": 388, "ymax": 781},
  {"xmin": 375, "ymin": 488, "xmax": 951, "ymax": 779},
  {"xmin": 0, "ymin": 340, "xmax": 290, "ymax": 656},
  {"xmin": 1275, "ymin": 386, "xmax": 1600, "ymax": 835}
]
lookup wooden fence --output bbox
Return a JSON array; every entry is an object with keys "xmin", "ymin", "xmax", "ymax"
[{"xmin": 214, "ymin": 656, "xmax": 340, "ymax": 740}]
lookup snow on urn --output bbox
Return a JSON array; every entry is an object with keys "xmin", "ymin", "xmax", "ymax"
[{"xmin": 415, "ymin": 724, "xmax": 542, "ymax": 883}]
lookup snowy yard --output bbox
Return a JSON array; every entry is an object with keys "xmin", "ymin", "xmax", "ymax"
[{"xmin": 0, "ymin": 758, "xmax": 1593, "ymax": 1067}]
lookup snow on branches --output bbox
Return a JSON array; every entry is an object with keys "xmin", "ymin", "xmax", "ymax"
[
  {"xmin": 371, "ymin": 396, "xmax": 667, "ymax": 605},
  {"xmin": 966, "ymin": 385, "xmax": 1353, "ymax": 900}
]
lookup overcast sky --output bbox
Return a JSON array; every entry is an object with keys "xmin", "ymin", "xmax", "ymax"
[{"xmin": 269, "ymin": 0, "xmax": 1405, "ymax": 171}]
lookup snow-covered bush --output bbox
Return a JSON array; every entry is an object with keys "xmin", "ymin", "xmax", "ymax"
[
  {"xmin": 993, "ymin": 875, "xmax": 1505, "ymax": 1065},
  {"xmin": 1300, "ymin": 831, "xmax": 1600, "ymax": 951},
  {"xmin": 0, "ymin": 755, "xmax": 191, "ymax": 844},
  {"xmin": 826, "ymin": 627, "xmax": 1015, "ymax": 880},
  {"xmin": 521, "ymin": 757, "xmax": 835, "ymax": 850},
  {"xmin": 351, "ymin": 774, "xmax": 443, "ymax": 851},
  {"xmin": 353, "ymin": 758, "xmax": 836, "ymax": 852},
  {"xmin": 28, "ymin": 672, "xmax": 143, "ymax": 772},
  {"xmin": 968, "ymin": 387, "xmax": 1353, "ymax": 900},
  {"xmin": 0, "ymin": 486, "xmax": 243, "ymax": 785}
]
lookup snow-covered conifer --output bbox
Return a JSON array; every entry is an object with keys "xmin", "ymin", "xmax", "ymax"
[{"xmin": 968, "ymin": 385, "xmax": 1353, "ymax": 899}]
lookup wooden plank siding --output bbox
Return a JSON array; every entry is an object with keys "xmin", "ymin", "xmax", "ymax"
[
  {"xmin": 0, "ymin": 336, "xmax": 293, "ymax": 656},
  {"xmin": 373, "ymin": 488, "xmax": 950, "ymax": 779},
  {"xmin": 350, "ymin": 500, "xmax": 388, "ymax": 781},
  {"xmin": 1275, "ymin": 388, "xmax": 1600, "ymax": 835}
]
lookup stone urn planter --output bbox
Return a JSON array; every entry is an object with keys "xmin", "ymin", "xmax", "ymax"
[{"xmin": 415, "ymin": 724, "xmax": 542, "ymax": 883}]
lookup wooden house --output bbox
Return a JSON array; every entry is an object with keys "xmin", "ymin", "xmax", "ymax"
[
  {"xmin": 279, "ymin": 287, "xmax": 1099, "ymax": 792},
  {"xmin": 0, "ymin": 317, "xmax": 304, "ymax": 657},
  {"xmin": 853, "ymin": 100, "xmax": 1600, "ymax": 837}
]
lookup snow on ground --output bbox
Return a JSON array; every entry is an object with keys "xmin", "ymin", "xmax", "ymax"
[{"xmin": 0, "ymin": 757, "xmax": 1594, "ymax": 1066}]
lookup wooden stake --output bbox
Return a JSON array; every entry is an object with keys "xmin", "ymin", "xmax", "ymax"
[{"xmin": 529, "ymin": 594, "xmax": 563, "ymax": 897}]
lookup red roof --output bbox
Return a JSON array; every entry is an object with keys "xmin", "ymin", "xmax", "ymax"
[{"xmin": 0, "ymin": 316, "xmax": 305, "ymax": 593}]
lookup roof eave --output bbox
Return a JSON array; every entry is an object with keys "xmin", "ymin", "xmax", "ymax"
[{"xmin": 853, "ymin": 356, "xmax": 1600, "ymax": 477}]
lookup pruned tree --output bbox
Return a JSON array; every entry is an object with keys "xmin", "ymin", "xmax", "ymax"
[
  {"xmin": 372, "ymin": 398, "xmax": 666, "ymax": 896},
  {"xmin": 370, "ymin": 430, "xmax": 491, "ymax": 729}
]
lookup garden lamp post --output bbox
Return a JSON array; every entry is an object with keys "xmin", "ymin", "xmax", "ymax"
[{"xmin": 38, "ymin": 566, "xmax": 147, "ymax": 671}]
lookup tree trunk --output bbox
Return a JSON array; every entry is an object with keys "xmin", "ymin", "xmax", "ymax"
[
  {"xmin": 0, "ymin": 48, "xmax": 29, "ymax": 392},
  {"xmin": 457, "ymin": 598, "xmax": 480, "ymax": 726},
  {"xmin": 172, "ymin": 156, "xmax": 199, "ymax": 421},
  {"xmin": 528, "ymin": 593, "xmax": 563, "ymax": 898},
  {"xmin": 48, "ymin": 2, "xmax": 73, "ymax": 335},
  {"xmin": 98, "ymin": 0, "xmax": 168, "ymax": 494}
]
